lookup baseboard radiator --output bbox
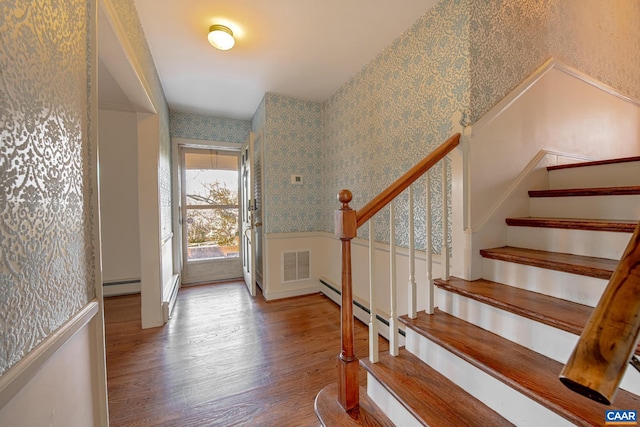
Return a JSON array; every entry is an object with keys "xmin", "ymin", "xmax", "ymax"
[{"xmin": 162, "ymin": 274, "xmax": 180, "ymax": 323}]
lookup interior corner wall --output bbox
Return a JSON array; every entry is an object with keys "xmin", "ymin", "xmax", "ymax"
[
  {"xmin": 321, "ymin": 0, "xmax": 471, "ymax": 252},
  {"xmin": 468, "ymin": 0, "xmax": 640, "ymax": 122},
  {"xmin": 262, "ymin": 93, "xmax": 323, "ymax": 235},
  {"xmin": 98, "ymin": 109, "xmax": 141, "ymax": 294},
  {"xmin": 257, "ymin": 94, "xmax": 324, "ymax": 299}
]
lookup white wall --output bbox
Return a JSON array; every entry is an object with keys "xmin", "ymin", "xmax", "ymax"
[
  {"xmin": 462, "ymin": 60, "xmax": 640, "ymax": 279},
  {"xmin": 98, "ymin": 109, "xmax": 141, "ymax": 295},
  {"xmin": 0, "ymin": 304, "xmax": 103, "ymax": 427}
]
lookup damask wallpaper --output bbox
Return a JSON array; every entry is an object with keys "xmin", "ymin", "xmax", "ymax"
[
  {"xmin": 468, "ymin": 0, "xmax": 640, "ymax": 122},
  {"xmin": 169, "ymin": 110, "xmax": 250, "ymax": 143},
  {"xmin": 0, "ymin": 0, "xmax": 96, "ymax": 375},
  {"xmin": 262, "ymin": 93, "xmax": 323, "ymax": 234}
]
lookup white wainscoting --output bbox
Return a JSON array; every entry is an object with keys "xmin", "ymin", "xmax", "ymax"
[
  {"xmin": 0, "ymin": 301, "xmax": 105, "ymax": 426},
  {"xmin": 263, "ymin": 231, "xmax": 444, "ymax": 312},
  {"xmin": 319, "ymin": 233, "xmax": 444, "ymax": 318},
  {"xmin": 262, "ymin": 232, "xmax": 326, "ymax": 300}
]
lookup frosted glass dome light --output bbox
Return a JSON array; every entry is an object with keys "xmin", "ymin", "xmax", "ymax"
[{"xmin": 208, "ymin": 25, "xmax": 235, "ymax": 51}]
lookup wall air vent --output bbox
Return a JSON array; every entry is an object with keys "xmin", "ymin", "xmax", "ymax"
[{"xmin": 283, "ymin": 250, "xmax": 310, "ymax": 282}]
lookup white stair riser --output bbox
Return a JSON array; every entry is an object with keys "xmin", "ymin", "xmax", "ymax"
[
  {"xmin": 530, "ymin": 195, "xmax": 640, "ymax": 220},
  {"xmin": 548, "ymin": 162, "xmax": 640, "ymax": 189},
  {"xmin": 481, "ymin": 258, "xmax": 607, "ymax": 307},
  {"xmin": 507, "ymin": 226, "xmax": 630, "ymax": 260},
  {"xmin": 437, "ymin": 289, "xmax": 575, "ymax": 363},
  {"xmin": 404, "ymin": 329, "xmax": 573, "ymax": 427},
  {"xmin": 367, "ymin": 374, "xmax": 423, "ymax": 427},
  {"xmin": 436, "ymin": 289, "xmax": 640, "ymax": 396}
]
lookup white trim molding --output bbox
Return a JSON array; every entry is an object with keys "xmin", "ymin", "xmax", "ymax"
[
  {"xmin": 0, "ymin": 301, "xmax": 99, "ymax": 410},
  {"xmin": 467, "ymin": 58, "xmax": 640, "ymax": 136}
]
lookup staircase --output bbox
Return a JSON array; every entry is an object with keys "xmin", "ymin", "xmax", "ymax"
[{"xmin": 351, "ymin": 156, "xmax": 640, "ymax": 426}]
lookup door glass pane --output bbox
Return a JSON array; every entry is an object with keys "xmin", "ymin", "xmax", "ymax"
[
  {"xmin": 184, "ymin": 151, "xmax": 239, "ymax": 261},
  {"xmin": 186, "ymin": 208, "xmax": 239, "ymax": 260}
]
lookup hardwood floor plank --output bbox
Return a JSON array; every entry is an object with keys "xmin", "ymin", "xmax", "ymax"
[{"xmin": 105, "ymin": 281, "xmax": 385, "ymax": 426}]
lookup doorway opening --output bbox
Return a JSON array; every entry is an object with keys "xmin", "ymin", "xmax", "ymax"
[{"xmin": 181, "ymin": 148, "xmax": 242, "ymax": 284}]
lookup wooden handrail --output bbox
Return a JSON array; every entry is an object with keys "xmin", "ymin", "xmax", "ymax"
[
  {"xmin": 332, "ymin": 134, "xmax": 460, "ymax": 414},
  {"xmin": 560, "ymin": 221, "xmax": 640, "ymax": 405},
  {"xmin": 356, "ymin": 133, "xmax": 460, "ymax": 228}
]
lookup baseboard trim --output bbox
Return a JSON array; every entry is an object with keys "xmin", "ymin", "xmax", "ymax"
[
  {"xmin": 0, "ymin": 300, "xmax": 99, "ymax": 410},
  {"xmin": 263, "ymin": 285, "xmax": 319, "ymax": 301},
  {"xmin": 319, "ymin": 277, "xmax": 405, "ymax": 338},
  {"xmin": 103, "ymin": 278, "xmax": 141, "ymax": 296}
]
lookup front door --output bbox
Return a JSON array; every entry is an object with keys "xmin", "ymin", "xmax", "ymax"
[
  {"xmin": 180, "ymin": 147, "xmax": 241, "ymax": 284},
  {"xmin": 241, "ymin": 133, "xmax": 256, "ymax": 296}
]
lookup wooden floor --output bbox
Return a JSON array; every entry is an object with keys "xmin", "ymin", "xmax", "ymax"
[{"xmin": 105, "ymin": 281, "xmax": 385, "ymax": 426}]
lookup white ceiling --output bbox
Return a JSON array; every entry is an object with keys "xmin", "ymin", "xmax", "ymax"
[{"xmin": 127, "ymin": 0, "xmax": 434, "ymax": 120}]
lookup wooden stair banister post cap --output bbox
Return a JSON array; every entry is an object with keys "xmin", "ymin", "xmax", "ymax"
[
  {"xmin": 334, "ymin": 188, "xmax": 359, "ymax": 413},
  {"xmin": 335, "ymin": 189, "xmax": 357, "ymax": 240}
]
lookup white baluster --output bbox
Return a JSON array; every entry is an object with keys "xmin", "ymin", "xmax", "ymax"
[
  {"xmin": 389, "ymin": 201, "xmax": 399, "ymax": 356},
  {"xmin": 441, "ymin": 158, "xmax": 450, "ymax": 280},
  {"xmin": 425, "ymin": 173, "xmax": 434, "ymax": 314},
  {"xmin": 369, "ymin": 221, "xmax": 378, "ymax": 363},
  {"xmin": 408, "ymin": 186, "xmax": 417, "ymax": 319}
]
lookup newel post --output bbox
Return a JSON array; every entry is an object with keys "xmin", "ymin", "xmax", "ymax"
[{"xmin": 335, "ymin": 189, "xmax": 359, "ymax": 412}]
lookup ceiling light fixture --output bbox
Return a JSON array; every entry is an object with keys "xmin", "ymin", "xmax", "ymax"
[{"xmin": 208, "ymin": 24, "xmax": 235, "ymax": 51}]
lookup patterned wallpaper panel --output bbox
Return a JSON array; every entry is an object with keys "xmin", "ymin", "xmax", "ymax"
[
  {"xmin": 263, "ymin": 93, "xmax": 324, "ymax": 234},
  {"xmin": 468, "ymin": 0, "xmax": 640, "ymax": 122},
  {"xmin": 170, "ymin": 110, "xmax": 251, "ymax": 143},
  {"xmin": 548, "ymin": 0, "xmax": 640, "ymax": 104},
  {"xmin": 322, "ymin": 0, "xmax": 470, "ymax": 251},
  {"xmin": 0, "ymin": 0, "xmax": 96, "ymax": 375}
]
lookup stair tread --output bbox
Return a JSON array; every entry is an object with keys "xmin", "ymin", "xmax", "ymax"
[
  {"xmin": 399, "ymin": 310, "xmax": 640, "ymax": 426},
  {"xmin": 435, "ymin": 277, "xmax": 590, "ymax": 335},
  {"xmin": 505, "ymin": 217, "xmax": 638, "ymax": 232},
  {"xmin": 547, "ymin": 156, "xmax": 640, "ymax": 171},
  {"xmin": 529, "ymin": 186, "xmax": 640, "ymax": 198},
  {"xmin": 480, "ymin": 246, "xmax": 617, "ymax": 279},
  {"xmin": 361, "ymin": 349, "xmax": 514, "ymax": 427},
  {"xmin": 315, "ymin": 384, "xmax": 394, "ymax": 427},
  {"xmin": 434, "ymin": 277, "xmax": 640, "ymax": 356}
]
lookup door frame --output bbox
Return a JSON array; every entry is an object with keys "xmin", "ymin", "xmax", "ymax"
[{"xmin": 173, "ymin": 139, "xmax": 243, "ymax": 285}]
